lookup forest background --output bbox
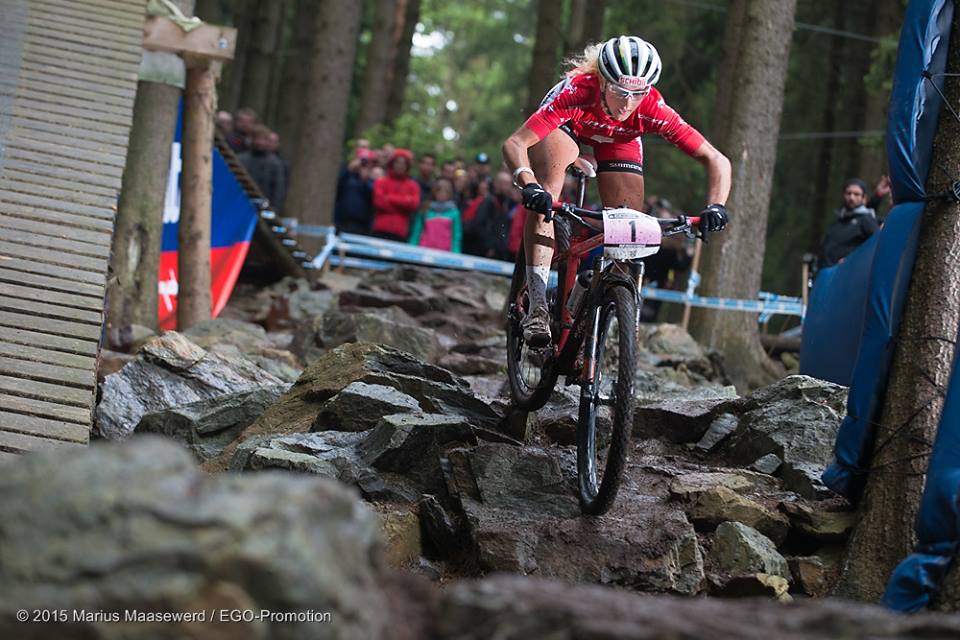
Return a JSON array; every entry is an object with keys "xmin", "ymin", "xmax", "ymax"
[{"xmin": 194, "ymin": 0, "xmax": 904, "ymax": 298}]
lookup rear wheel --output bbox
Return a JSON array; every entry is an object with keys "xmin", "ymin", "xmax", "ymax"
[
  {"xmin": 577, "ymin": 284, "xmax": 638, "ymax": 515},
  {"xmin": 506, "ymin": 247, "xmax": 558, "ymax": 411}
]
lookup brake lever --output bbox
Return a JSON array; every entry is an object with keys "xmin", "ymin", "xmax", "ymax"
[{"xmin": 543, "ymin": 209, "xmax": 554, "ymax": 224}]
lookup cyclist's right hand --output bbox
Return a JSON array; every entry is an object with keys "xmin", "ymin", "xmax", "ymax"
[{"xmin": 522, "ymin": 182, "xmax": 553, "ymax": 216}]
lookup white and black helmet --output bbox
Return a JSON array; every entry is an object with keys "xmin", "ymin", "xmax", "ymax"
[{"xmin": 598, "ymin": 36, "xmax": 662, "ymax": 91}]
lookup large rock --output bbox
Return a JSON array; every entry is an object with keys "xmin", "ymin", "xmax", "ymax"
[
  {"xmin": 722, "ymin": 375, "xmax": 847, "ymax": 497},
  {"xmin": 0, "ymin": 437, "xmax": 388, "ymax": 640},
  {"xmin": 433, "ymin": 575, "xmax": 960, "ymax": 639},
  {"xmin": 710, "ymin": 521, "xmax": 789, "ymax": 579},
  {"xmin": 439, "ymin": 443, "xmax": 705, "ymax": 594},
  {"xmin": 321, "ymin": 308, "xmax": 442, "ymax": 363},
  {"xmin": 96, "ymin": 332, "xmax": 286, "ymax": 441},
  {"xmin": 670, "ymin": 472, "xmax": 789, "ymax": 544},
  {"xmin": 136, "ymin": 385, "xmax": 288, "ymax": 460},
  {"xmin": 634, "ymin": 397, "xmax": 732, "ymax": 443},
  {"xmin": 206, "ymin": 343, "xmax": 501, "ymax": 471},
  {"xmin": 314, "ymin": 382, "xmax": 423, "ymax": 432}
]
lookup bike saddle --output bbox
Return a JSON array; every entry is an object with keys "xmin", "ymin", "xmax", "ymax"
[{"xmin": 568, "ymin": 155, "xmax": 597, "ymax": 179}]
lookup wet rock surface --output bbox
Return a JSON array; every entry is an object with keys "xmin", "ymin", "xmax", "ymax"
[{"xmin": 92, "ymin": 265, "xmax": 864, "ymax": 610}]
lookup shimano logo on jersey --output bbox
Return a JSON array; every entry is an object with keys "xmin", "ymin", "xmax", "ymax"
[{"xmin": 605, "ymin": 161, "xmax": 642, "ymax": 171}]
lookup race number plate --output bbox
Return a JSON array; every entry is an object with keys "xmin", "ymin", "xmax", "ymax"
[{"xmin": 602, "ymin": 207, "xmax": 662, "ymax": 260}]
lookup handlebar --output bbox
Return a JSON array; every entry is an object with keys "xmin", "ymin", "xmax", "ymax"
[{"xmin": 546, "ymin": 202, "xmax": 700, "ymax": 235}]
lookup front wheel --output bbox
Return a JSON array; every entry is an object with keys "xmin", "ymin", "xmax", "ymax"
[{"xmin": 577, "ymin": 284, "xmax": 638, "ymax": 515}]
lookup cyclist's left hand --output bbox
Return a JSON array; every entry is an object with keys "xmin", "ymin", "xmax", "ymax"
[{"xmin": 699, "ymin": 203, "xmax": 729, "ymax": 233}]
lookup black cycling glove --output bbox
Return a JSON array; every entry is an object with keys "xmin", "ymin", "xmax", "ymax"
[
  {"xmin": 699, "ymin": 203, "xmax": 729, "ymax": 233},
  {"xmin": 522, "ymin": 182, "xmax": 554, "ymax": 216}
]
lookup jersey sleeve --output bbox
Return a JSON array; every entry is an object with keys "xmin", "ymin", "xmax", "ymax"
[
  {"xmin": 523, "ymin": 77, "xmax": 590, "ymax": 140},
  {"xmin": 642, "ymin": 90, "xmax": 706, "ymax": 156}
]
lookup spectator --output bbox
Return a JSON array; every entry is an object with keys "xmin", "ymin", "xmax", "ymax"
[
  {"xmin": 463, "ymin": 170, "xmax": 513, "ymax": 259},
  {"xmin": 371, "ymin": 148, "xmax": 420, "ymax": 242},
  {"xmin": 441, "ymin": 160, "xmax": 456, "ymax": 181},
  {"xmin": 377, "ymin": 143, "xmax": 396, "ymax": 168},
  {"xmin": 215, "ymin": 110, "xmax": 234, "ymax": 138},
  {"xmin": 334, "ymin": 149, "xmax": 375, "ymax": 235},
  {"xmin": 266, "ymin": 130, "xmax": 289, "ymax": 184},
  {"xmin": 239, "ymin": 125, "xmax": 286, "ymax": 211},
  {"xmin": 416, "ymin": 152, "xmax": 437, "ymax": 204},
  {"xmin": 229, "ymin": 107, "xmax": 258, "ymax": 152},
  {"xmin": 408, "ymin": 178, "xmax": 462, "ymax": 253},
  {"xmin": 452, "ymin": 168, "xmax": 471, "ymax": 211},
  {"xmin": 640, "ymin": 197, "xmax": 693, "ymax": 321},
  {"xmin": 461, "ymin": 179, "xmax": 490, "ymax": 223},
  {"xmin": 820, "ymin": 178, "xmax": 882, "ymax": 267}
]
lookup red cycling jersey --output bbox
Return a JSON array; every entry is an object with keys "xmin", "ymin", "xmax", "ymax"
[{"xmin": 523, "ymin": 73, "xmax": 705, "ymax": 169}]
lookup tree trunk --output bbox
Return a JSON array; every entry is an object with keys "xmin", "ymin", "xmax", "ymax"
[
  {"xmin": 856, "ymin": 0, "xmax": 904, "ymax": 183},
  {"xmin": 688, "ymin": 0, "xmax": 796, "ymax": 392},
  {"xmin": 285, "ymin": 1, "xmax": 362, "ymax": 242},
  {"xmin": 274, "ymin": 0, "xmax": 316, "ymax": 161},
  {"xmin": 177, "ymin": 63, "xmax": 216, "ymax": 330},
  {"xmin": 354, "ymin": 0, "xmax": 399, "ymax": 137},
  {"xmin": 384, "ymin": 0, "xmax": 422, "ymax": 126},
  {"xmin": 711, "ymin": 0, "xmax": 748, "ymax": 151},
  {"xmin": 193, "ymin": 0, "xmax": 220, "ymax": 22},
  {"xmin": 238, "ymin": 0, "xmax": 283, "ymax": 117},
  {"xmin": 265, "ymin": 0, "xmax": 294, "ymax": 127},
  {"xmin": 525, "ymin": 0, "xmax": 564, "ymax": 116},
  {"xmin": 575, "ymin": 0, "xmax": 605, "ymax": 54},
  {"xmin": 564, "ymin": 0, "xmax": 586, "ymax": 59},
  {"xmin": 106, "ymin": 0, "xmax": 195, "ymax": 333},
  {"xmin": 807, "ymin": 2, "xmax": 846, "ymax": 253},
  {"xmin": 836, "ymin": 10, "xmax": 960, "ymax": 602},
  {"xmin": 221, "ymin": 0, "xmax": 255, "ymax": 114}
]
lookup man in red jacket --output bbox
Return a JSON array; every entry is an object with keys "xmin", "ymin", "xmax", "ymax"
[{"xmin": 371, "ymin": 148, "xmax": 421, "ymax": 242}]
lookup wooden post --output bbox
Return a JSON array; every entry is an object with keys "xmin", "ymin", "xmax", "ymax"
[
  {"xmin": 801, "ymin": 261, "xmax": 810, "ymax": 310},
  {"xmin": 681, "ymin": 239, "xmax": 703, "ymax": 331},
  {"xmin": 177, "ymin": 59, "xmax": 216, "ymax": 330}
]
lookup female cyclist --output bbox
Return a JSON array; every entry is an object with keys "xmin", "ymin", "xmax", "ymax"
[{"xmin": 502, "ymin": 35, "xmax": 732, "ymax": 347}]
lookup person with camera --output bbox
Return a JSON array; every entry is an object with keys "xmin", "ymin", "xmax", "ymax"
[{"xmin": 333, "ymin": 147, "xmax": 377, "ymax": 235}]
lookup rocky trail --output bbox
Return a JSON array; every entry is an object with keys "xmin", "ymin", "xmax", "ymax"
[{"xmin": 5, "ymin": 266, "xmax": 959, "ymax": 638}]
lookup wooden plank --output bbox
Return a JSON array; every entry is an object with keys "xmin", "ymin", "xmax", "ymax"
[
  {"xmin": 0, "ymin": 189, "xmax": 116, "ymax": 221},
  {"xmin": 10, "ymin": 120, "xmax": 131, "ymax": 161},
  {"xmin": 0, "ymin": 257, "xmax": 104, "ymax": 288},
  {"xmin": 0, "ymin": 202, "xmax": 116, "ymax": 235},
  {"xmin": 22, "ymin": 38, "xmax": 139, "ymax": 76},
  {"xmin": 0, "ymin": 411, "xmax": 88, "ymax": 444},
  {"xmin": 12, "ymin": 109, "xmax": 131, "ymax": 147},
  {"xmin": 0, "ymin": 356, "xmax": 95, "ymax": 389},
  {"xmin": 5, "ymin": 130, "xmax": 128, "ymax": 170},
  {"xmin": 0, "ymin": 267, "xmax": 103, "ymax": 298},
  {"xmin": 23, "ymin": 29, "xmax": 141, "ymax": 66},
  {"xmin": 6, "ymin": 100, "xmax": 132, "ymax": 139},
  {"xmin": 0, "ymin": 217, "xmax": 110, "ymax": 258},
  {"xmin": 0, "ymin": 310, "xmax": 103, "ymax": 342},
  {"xmin": 26, "ymin": 15, "xmax": 144, "ymax": 53},
  {"xmin": 0, "ymin": 375, "xmax": 92, "ymax": 408},
  {"xmin": 144, "ymin": 16, "xmax": 237, "ymax": 61},
  {"xmin": 19, "ymin": 62, "xmax": 136, "ymax": 100},
  {"xmin": 0, "ymin": 341, "xmax": 93, "ymax": 370},
  {"xmin": 29, "ymin": 0, "xmax": 147, "ymax": 30},
  {"xmin": 23, "ymin": 11, "xmax": 143, "ymax": 47},
  {"xmin": 0, "ymin": 295, "xmax": 103, "ymax": 325},
  {"xmin": 0, "ymin": 280, "xmax": 102, "ymax": 314},
  {"xmin": 0, "ymin": 393, "xmax": 90, "ymax": 425},
  {"xmin": 0, "ymin": 213, "xmax": 113, "ymax": 249},
  {"xmin": 1, "ymin": 168, "xmax": 119, "ymax": 200},
  {"xmin": 17, "ymin": 54, "xmax": 138, "ymax": 91},
  {"xmin": 0, "ymin": 179, "xmax": 115, "ymax": 212},
  {"xmin": 0, "ymin": 239, "xmax": 107, "ymax": 274},
  {"xmin": 0, "ymin": 450, "xmax": 19, "ymax": 462},
  {"xmin": 16, "ymin": 75, "xmax": 133, "ymax": 109},
  {"xmin": 3, "ymin": 153, "xmax": 123, "ymax": 190},
  {"xmin": 0, "ymin": 429, "xmax": 83, "ymax": 453},
  {"xmin": 10, "ymin": 87, "xmax": 133, "ymax": 128}
]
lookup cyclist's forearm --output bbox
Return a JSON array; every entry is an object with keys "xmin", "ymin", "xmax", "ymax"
[
  {"xmin": 693, "ymin": 141, "xmax": 731, "ymax": 205},
  {"xmin": 502, "ymin": 127, "xmax": 541, "ymax": 186}
]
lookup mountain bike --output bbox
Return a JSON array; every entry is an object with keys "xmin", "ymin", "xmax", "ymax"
[{"xmin": 505, "ymin": 160, "xmax": 706, "ymax": 515}]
